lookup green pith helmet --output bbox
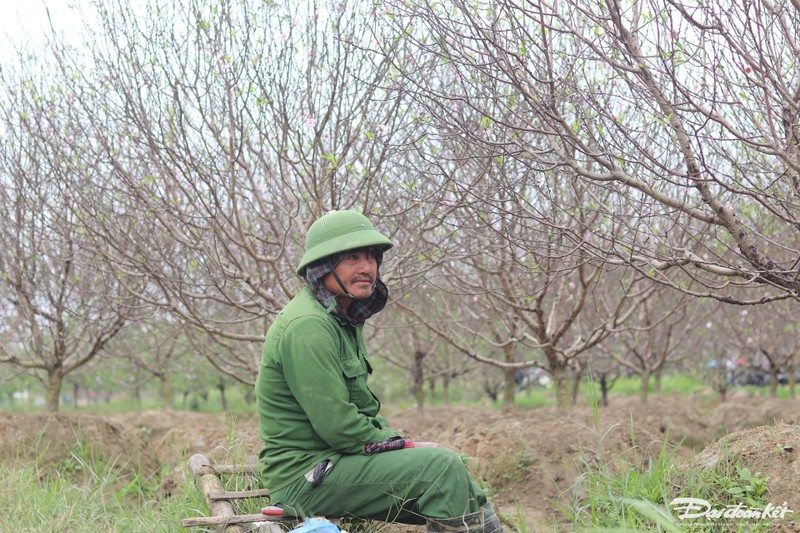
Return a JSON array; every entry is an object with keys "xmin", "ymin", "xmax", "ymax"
[{"xmin": 296, "ymin": 210, "xmax": 393, "ymax": 277}]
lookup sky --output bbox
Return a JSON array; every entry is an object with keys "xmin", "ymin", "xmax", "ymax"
[{"xmin": 0, "ymin": 1, "xmax": 85, "ymax": 50}]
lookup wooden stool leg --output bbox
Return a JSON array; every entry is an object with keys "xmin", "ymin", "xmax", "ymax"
[{"xmin": 188, "ymin": 453, "xmax": 246, "ymax": 533}]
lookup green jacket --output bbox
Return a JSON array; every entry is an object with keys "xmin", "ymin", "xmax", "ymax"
[{"xmin": 256, "ymin": 286, "xmax": 400, "ymax": 492}]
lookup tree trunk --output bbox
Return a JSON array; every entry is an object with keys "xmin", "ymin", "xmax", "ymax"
[
  {"xmin": 161, "ymin": 375, "xmax": 173, "ymax": 411},
  {"xmin": 599, "ymin": 375, "xmax": 609, "ymax": 407},
  {"xmin": 45, "ymin": 370, "xmax": 64, "ymax": 413},
  {"xmin": 551, "ymin": 363, "xmax": 571, "ymax": 410},
  {"xmin": 132, "ymin": 385, "xmax": 142, "ymax": 407},
  {"xmin": 769, "ymin": 369, "xmax": 779, "ymax": 398},
  {"xmin": 441, "ymin": 371, "xmax": 451, "ymax": 406},
  {"xmin": 715, "ymin": 367, "xmax": 728, "ymax": 402},
  {"xmin": 789, "ymin": 367, "xmax": 796, "ymax": 399},
  {"xmin": 639, "ymin": 370, "xmax": 650, "ymax": 403},
  {"xmin": 501, "ymin": 344, "xmax": 516, "ymax": 410},
  {"xmin": 654, "ymin": 369, "xmax": 663, "ymax": 393},
  {"xmin": 571, "ymin": 363, "xmax": 585, "ymax": 406},
  {"xmin": 218, "ymin": 382, "xmax": 227, "ymax": 411},
  {"xmin": 243, "ymin": 387, "xmax": 255, "ymax": 405},
  {"xmin": 483, "ymin": 379, "xmax": 500, "ymax": 402},
  {"xmin": 73, "ymin": 381, "xmax": 80, "ymax": 408},
  {"xmin": 413, "ymin": 350, "xmax": 425, "ymax": 415},
  {"xmin": 502, "ymin": 366, "xmax": 516, "ymax": 410}
]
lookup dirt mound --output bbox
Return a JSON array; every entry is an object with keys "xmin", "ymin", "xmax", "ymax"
[
  {"xmin": 0, "ymin": 412, "xmax": 159, "ymax": 476},
  {"xmin": 389, "ymin": 394, "xmax": 800, "ymax": 528},
  {"xmin": 4, "ymin": 393, "xmax": 800, "ymax": 530},
  {"xmin": 106, "ymin": 410, "xmax": 262, "ymax": 467},
  {"xmin": 691, "ymin": 423, "xmax": 800, "ymax": 531},
  {"xmin": 392, "ymin": 405, "xmax": 670, "ymax": 527}
]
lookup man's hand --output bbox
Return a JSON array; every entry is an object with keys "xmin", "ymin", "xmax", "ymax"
[
  {"xmin": 364, "ymin": 438, "xmax": 447, "ymax": 453},
  {"xmin": 364, "ymin": 436, "xmax": 410, "ymax": 454}
]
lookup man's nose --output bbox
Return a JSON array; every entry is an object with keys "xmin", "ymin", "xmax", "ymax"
[{"xmin": 356, "ymin": 256, "xmax": 377, "ymax": 273}]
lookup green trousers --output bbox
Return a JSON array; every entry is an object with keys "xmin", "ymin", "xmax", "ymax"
[{"xmin": 270, "ymin": 447, "xmax": 487, "ymax": 524}]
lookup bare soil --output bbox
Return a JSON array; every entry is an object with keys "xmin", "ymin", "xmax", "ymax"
[{"xmin": 3, "ymin": 391, "xmax": 800, "ymax": 530}]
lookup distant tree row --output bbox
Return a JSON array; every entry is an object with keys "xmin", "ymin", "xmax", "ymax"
[{"xmin": 1, "ymin": 0, "xmax": 798, "ymax": 411}]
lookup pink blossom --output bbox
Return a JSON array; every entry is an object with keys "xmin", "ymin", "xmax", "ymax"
[
  {"xmin": 281, "ymin": 31, "xmax": 289, "ymax": 41},
  {"xmin": 305, "ymin": 118, "xmax": 316, "ymax": 127}
]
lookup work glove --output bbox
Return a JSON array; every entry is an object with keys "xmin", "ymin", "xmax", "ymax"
[{"xmin": 364, "ymin": 436, "xmax": 414, "ymax": 454}]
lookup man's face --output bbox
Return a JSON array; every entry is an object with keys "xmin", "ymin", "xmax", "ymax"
[{"xmin": 323, "ymin": 247, "xmax": 379, "ymax": 300}]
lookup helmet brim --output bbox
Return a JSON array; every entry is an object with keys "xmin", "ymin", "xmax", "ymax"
[{"xmin": 296, "ymin": 229, "xmax": 393, "ymax": 277}]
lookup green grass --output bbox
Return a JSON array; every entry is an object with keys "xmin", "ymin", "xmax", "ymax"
[
  {"xmin": 1, "ymin": 385, "xmax": 258, "ymax": 415},
  {"xmin": 557, "ymin": 374, "xmax": 779, "ymax": 532},
  {"xmin": 0, "ymin": 422, "xmax": 269, "ymax": 533},
  {"xmin": 5, "ymin": 372, "xmax": 799, "ymax": 416},
  {"xmin": 738, "ymin": 385, "xmax": 800, "ymax": 400},
  {"xmin": 564, "ymin": 436, "xmax": 777, "ymax": 532},
  {"xmin": 383, "ymin": 372, "xmax": 780, "ymax": 411},
  {"xmin": 0, "ymin": 453, "xmax": 206, "ymax": 532},
  {"xmin": 510, "ymin": 374, "xmax": 709, "ymax": 409}
]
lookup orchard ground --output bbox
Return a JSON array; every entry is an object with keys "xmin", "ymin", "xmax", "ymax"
[{"xmin": 3, "ymin": 391, "xmax": 800, "ymax": 531}]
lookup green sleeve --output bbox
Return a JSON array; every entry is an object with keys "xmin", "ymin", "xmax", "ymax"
[{"xmin": 279, "ymin": 317, "xmax": 400, "ymax": 454}]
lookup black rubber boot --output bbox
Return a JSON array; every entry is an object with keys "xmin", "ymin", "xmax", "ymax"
[
  {"xmin": 481, "ymin": 503, "xmax": 503, "ymax": 533},
  {"xmin": 426, "ymin": 510, "xmax": 484, "ymax": 533}
]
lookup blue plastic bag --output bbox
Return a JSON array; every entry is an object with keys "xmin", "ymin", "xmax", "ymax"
[{"xmin": 291, "ymin": 517, "xmax": 341, "ymax": 533}]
